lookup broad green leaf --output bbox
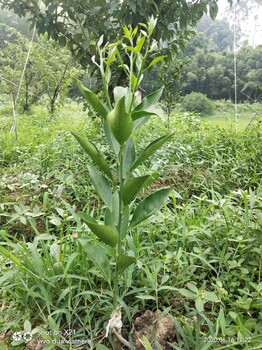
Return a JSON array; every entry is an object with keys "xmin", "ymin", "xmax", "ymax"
[
  {"xmin": 130, "ymin": 188, "xmax": 172, "ymax": 228},
  {"xmin": 107, "ymin": 96, "xmax": 133, "ymax": 144},
  {"xmin": 117, "ymin": 255, "xmax": 136, "ymax": 274},
  {"xmin": 251, "ymin": 300, "xmax": 262, "ymax": 308},
  {"xmin": 131, "ymin": 110, "xmax": 157, "ymax": 121},
  {"xmin": 209, "ymin": 3, "xmax": 218, "ymax": 20},
  {"xmin": 203, "ymin": 291, "xmax": 219, "ymax": 302},
  {"xmin": 122, "ymin": 137, "xmax": 135, "ymax": 176},
  {"xmin": 133, "ymin": 87, "xmax": 163, "ymax": 112},
  {"xmin": 88, "ymin": 166, "xmax": 112, "ymax": 210},
  {"xmin": 96, "ymin": 345, "xmax": 110, "ymax": 350},
  {"xmin": 72, "ymin": 133, "xmax": 112, "ymax": 179},
  {"xmin": 195, "ymin": 296, "xmax": 204, "ymax": 313},
  {"xmin": 123, "ymin": 25, "xmax": 131, "ymax": 40},
  {"xmin": 217, "ymin": 308, "xmax": 226, "ymax": 336},
  {"xmin": 122, "ymin": 175, "xmax": 151, "ymax": 205},
  {"xmin": 243, "ymin": 318, "xmax": 257, "ymax": 329},
  {"xmin": 142, "ymin": 171, "xmax": 160, "ymax": 189},
  {"xmin": 75, "ymin": 79, "xmax": 107, "ymax": 119},
  {"xmin": 130, "ymin": 134, "xmax": 174, "ymax": 172},
  {"xmin": 135, "ymin": 36, "xmax": 146, "ymax": 53},
  {"xmin": 79, "ymin": 239, "xmax": 111, "ymax": 282},
  {"xmin": 131, "ymin": 74, "xmax": 137, "ymax": 89},
  {"xmin": 187, "ymin": 283, "xmax": 198, "ymax": 294},
  {"xmin": 177, "ymin": 288, "xmax": 196, "ymax": 299},
  {"xmin": 103, "ymin": 119, "xmax": 120, "ymax": 155},
  {"xmin": 79, "ymin": 212, "xmax": 119, "ymax": 247},
  {"xmin": 24, "ymin": 320, "xmax": 32, "ymax": 333},
  {"xmin": 104, "ymin": 208, "xmax": 115, "ymax": 228},
  {"xmin": 125, "ymin": 45, "xmax": 138, "ymax": 53},
  {"xmin": 147, "ymin": 55, "xmax": 167, "ymax": 69}
]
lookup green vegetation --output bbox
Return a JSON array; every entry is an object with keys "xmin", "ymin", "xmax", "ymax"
[
  {"xmin": 0, "ymin": 1, "xmax": 262, "ymax": 349},
  {"xmin": 1, "ymin": 93, "xmax": 261, "ymax": 349},
  {"xmin": 0, "ymin": 24, "xmax": 78, "ymax": 114},
  {"xmin": 0, "ymin": 0, "xmax": 225, "ymax": 68},
  {"xmin": 181, "ymin": 92, "xmax": 214, "ymax": 116}
]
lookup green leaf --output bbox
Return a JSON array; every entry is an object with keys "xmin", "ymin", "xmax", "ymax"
[
  {"xmin": 122, "ymin": 175, "xmax": 151, "ymax": 205},
  {"xmin": 0, "ymin": 270, "xmax": 17, "ymax": 285},
  {"xmin": 0, "ymin": 245, "xmax": 22, "ymax": 266},
  {"xmin": 104, "ymin": 208, "xmax": 116, "ymax": 228},
  {"xmin": 88, "ymin": 166, "xmax": 112, "ymax": 210},
  {"xmin": 147, "ymin": 55, "xmax": 167, "ymax": 69},
  {"xmin": 117, "ymin": 255, "xmax": 136, "ymax": 274},
  {"xmin": 209, "ymin": 3, "xmax": 218, "ymax": 20},
  {"xmin": 135, "ymin": 36, "xmax": 146, "ymax": 53},
  {"xmin": 187, "ymin": 283, "xmax": 198, "ymax": 294},
  {"xmin": 195, "ymin": 296, "xmax": 204, "ymax": 313},
  {"xmin": 130, "ymin": 134, "xmax": 174, "ymax": 171},
  {"xmin": 79, "ymin": 240, "xmax": 111, "ymax": 282},
  {"xmin": 96, "ymin": 345, "xmax": 110, "ymax": 350},
  {"xmin": 130, "ymin": 188, "xmax": 172, "ymax": 228},
  {"xmin": 178, "ymin": 288, "xmax": 196, "ymax": 299},
  {"xmin": 64, "ymin": 252, "xmax": 79, "ymax": 275},
  {"xmin": 133, "ymin": 87, "xmax": 163, "ymax": 112},
  {"xmin": 79, "ymin": 212, "xmax": 119, "ymax": 247},
  {"xmin": 103, "ymin": 119, "xmax": 120, "ymax": 155},
  {"xmin": 203, "ymin": 291, "xmax": 219, "ymax": 302},
  {"xmin": 122, "ymin": 137, "xmax": 135, "ymax": 176},
  {"xmin": 75, "ymin": 79, "xmax": 107, "ymax": 119},
  {"xmin": 141, "ymin": 336, "xmax": 153, "ymax": 350},
  {"xmin": 131, "ymin": 74, "xmax": 137, "ymax": 89},
  {"xmin": 142, "ymin": 171, "xmax": 160, "ymax": 189},
  {"xmin": 131, "ymin": 110, "xmax": 157, "ymax": 121},
  {"xmin": 106, "ymin": 96, "xmax": 133, "ymax": 144},
  {"xmin": 72, "ymin": 133, "xmax": 113, "ymax": 179},
  {"xmin": 24, "ymin": 320, "xmax": 32, "ymax": 333},
  {"xmin": 123, "ymin": 25, "xmax": 131, "ymax": 40}
]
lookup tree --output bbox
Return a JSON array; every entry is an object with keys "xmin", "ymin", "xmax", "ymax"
[
  {"xmin": 0, "ymin": 7, "xmax": 32, "ymax": 39},
  {"xmin": 0, "ymin": 25, "xmax": 78, "ymax": 113},
  {"xmin": 237, "ymin": 43, "xmax": 262, "ymax": 102},
  {"xmin": 0, "ymin": 0, "xmax": 236, "ymax": 69},
  {"xmin": 0, "ymin": 26, "xmax": 41, "ymax": 111},
  {"xmin": 197, "ymin": 15, "xmax": 234, "ymax": 51},
  {"xmin": 33, "ymin": 37, "xmax": 79, "ymax": 113}
]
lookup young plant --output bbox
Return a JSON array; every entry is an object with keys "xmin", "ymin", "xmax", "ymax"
[{"xmin": 73, "ymin": 17, "xmax": 172, "ymax": 346}]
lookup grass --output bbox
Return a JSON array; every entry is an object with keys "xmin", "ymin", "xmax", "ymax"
[
  {"xmin": 0, "ymin": 97, "xmax": 262, "ymax": 349},
  {"xmin": 205, "ymin": 100, "xmax": 262, "ymax": 130}
]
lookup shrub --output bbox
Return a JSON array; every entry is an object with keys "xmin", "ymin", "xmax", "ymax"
[{"xmin": 181, "ymin": 92, "xmax": 214, "ymax": 116}]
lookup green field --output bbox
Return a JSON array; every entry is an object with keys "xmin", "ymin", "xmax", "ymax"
[
  {"xmin": 204, "ymin": 101, "xmax": 262, "ymax": 130},
  {"xmin": 0, "ymin": 98, "xmax": 262, "ymax": 349}
]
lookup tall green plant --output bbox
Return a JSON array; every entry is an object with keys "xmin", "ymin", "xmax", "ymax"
[{"xmin": 73, "ymin": 18, "xmax": 173, "ymax": 346}]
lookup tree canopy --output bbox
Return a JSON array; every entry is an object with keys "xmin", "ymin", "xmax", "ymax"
[{"xmin": 0, "ymin": 0, "xmax": 236, "ymax": 67}]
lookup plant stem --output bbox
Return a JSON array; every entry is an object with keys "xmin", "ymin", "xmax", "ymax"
[{"xmin": 113, "ymin": 145, "xmax": 124, "ymax": 309}]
